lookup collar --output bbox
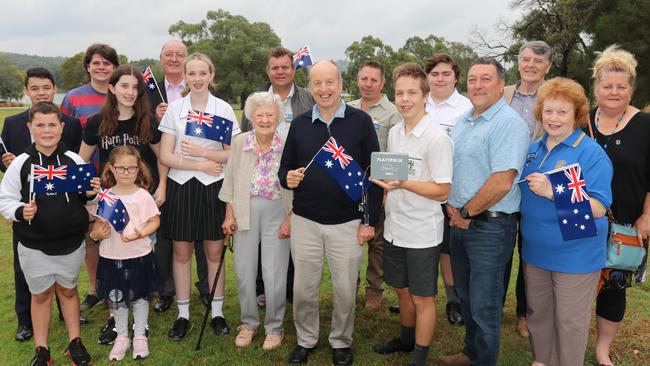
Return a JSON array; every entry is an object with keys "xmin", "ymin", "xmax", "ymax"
[
  {"xmin": 269, "ymin": 83, "xmax": 296, "ymax": 100},
  {"xmin": 350, "ymin": 94, "xmax": 390, "ymax": 110},
  {"xmin": 427, "ymin": 89, "xmax": 462, "ymax": 108},
  {"xmin": 539, "ymin": 129, "xmax": 586, "ymax": 149},
  {"xmin": 164, "ymin": 78, "xmax": 186, "ymax": 90},
  {"xmin": 465, "ymin": 97, "xmax": 506, "ymax": 122},
  {"xmin": 311, "ymin": 99, "xmax": 346, "ymax": 124},
  {"xmin": 243, "ymin": 131, "xmax": 284, "ymax": 154},
  {"xmin": 513, "ymin": 80, "xmax": 542, "ymax": 97},
  {"xmin": 400, "ymin": 114, "xmax": 431, "ymax": 138}
]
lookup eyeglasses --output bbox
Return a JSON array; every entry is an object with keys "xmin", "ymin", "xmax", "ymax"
[{"xmin": 113, "ymin": 165, "xmax": 139, "ymax": 174}]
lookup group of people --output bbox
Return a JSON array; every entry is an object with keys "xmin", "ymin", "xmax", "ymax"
[{"xmin": 0, "ymin": 36, "xmax": 647, "ymax": 366}]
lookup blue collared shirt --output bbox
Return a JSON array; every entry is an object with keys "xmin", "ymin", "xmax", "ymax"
[
  {"xmin": 312, "ymin": 99, "xmax": 346, "ymax": 125},
  {"xmin": 520, "ymin": 129, "xmax": 613, "ymax": 273},
  {"xmin": 448, "ymin": 97, "xmax": 529, "ymax": 213}
]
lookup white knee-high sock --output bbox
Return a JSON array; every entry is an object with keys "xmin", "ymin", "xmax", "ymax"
[
  {"xmin": 211, "ymin": 296, "xmax": 224, "ymax": 319},
  {"xmin": 177, "ymin": 299, "xmax": 190, "ymax": 319}
]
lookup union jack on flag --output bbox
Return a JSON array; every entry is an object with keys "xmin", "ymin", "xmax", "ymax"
[
  {"xmin": 95, "ymin": 188, "xmax": 130, "ymax": 233},
  {"xmin": 186, "ymin": 110, "xmax": 214, "ymax": 127},
  {"xmin": 548, "ymin": 163, "xmax": 596, "ymax": 241},
  {"xmin": 31, "ymin": 163, "xmax": 95, "ymax": 193},
  {"xmin": 564, "ymin": 165, "xmax": 589, "ymax": 203},
  {"xmin": 142, "ymin": 66, "xmax": 161, "ymax": 96},
  {"xmin": 293, "ymin": 45, "xmax": 313, "ymax": 69},
  {"xmin": 313, "ymin": 136, "xmax": 371, "ymax": 202}
]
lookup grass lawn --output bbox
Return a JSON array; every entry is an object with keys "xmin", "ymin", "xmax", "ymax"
[{"xmin": 0, "ymin": 109, "xmax": 649, "ymax": 365}]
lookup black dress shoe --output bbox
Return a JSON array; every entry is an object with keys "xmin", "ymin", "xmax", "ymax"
[
  {"xmin": 289, "ymin": 345, "xmax": 314, "ymax": 364},
  {"xmin": 154, "ymin": 295, "xmax": 173, "ymax": 313},
  {"xmin": 389, "ymin": 305, "xmax": 400, "ymax": 314},
  {"xmin": 332, "ymin": 347, "xmax": 353, "ymax": 366},
  {"xmin": 168, "ymin": 317, "xmax": 192, "ymax": 341},
  {"xmin": 446, "ymin": 302, "xmax": 464, "ymax": 326},
  {"xmin": 372, "ymin": 337, "xmax": 414, "ymax": 354},
  {"xmin": 200, "ymin": 293, "xmax": 212, "ymax": 308},
  {"xmin": 210, "ymin": 316, "xmax": 229, "ymax": 336},
  {"xmin": 15, "ymin": 324, "xmax": 33, "ymax": 341}
]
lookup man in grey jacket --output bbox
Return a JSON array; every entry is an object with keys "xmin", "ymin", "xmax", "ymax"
[{"xmin": 240, "ymin": 47, "xmax": 314, "ymax": 135}]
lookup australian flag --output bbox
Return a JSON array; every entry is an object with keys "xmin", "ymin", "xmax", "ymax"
[
  {"xmin": 32, "ymin": 163, "xmax": 95, "ymax": 193},
  {"xmin": 293, "ymin": 45, "xmax": 313, "ymax": 69},
  {"xmin": 142, "ymin": 67, "xmax": 161, "ymax": 96},
  {"xmin": 95, "ymin": 188, "xmax": 130, "ymax": 233},
  {"xmin": 313, "ymin": 137, "xmax": 370, "ymax": 202},
  {"xmin": 184, "ymin": 110, "xmax": 234, "ymax": 145},
  {"xmin": 548, "ymin": 163, "xmax": 597, "ymax": 241}
]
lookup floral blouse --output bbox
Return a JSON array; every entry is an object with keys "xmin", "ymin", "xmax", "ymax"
[{"xmin": 244, "ymin": 132, "xmax": 283, "ymax": 200}]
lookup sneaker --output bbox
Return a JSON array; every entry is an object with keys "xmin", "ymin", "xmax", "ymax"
[
  {"xmin": 98, "ymin": 316, "xmax": 117, "ymax": 345},
  {"xmin": 79, "ymin": 293, "xmax": 101, "ymax": 312},
  {"xmin": 29, "ymin": 346, "xmax": 53, "ymax": 366},
  {"xmin": 131, "ymin": 322, "xmax": 150, "ymax": 338},
  {"xmin": 132, "ymin": 335, "xmax": 150, "ymax": 360},
  {"xmin": 262, "ymin": 332, "xmax": 284, "ymax": 351},
  {"xmin": 234, "ymin": 325, "xmax": 255, "ymax": 347},
  {"xmin": 108, "ymin": 335, "xmax": 130, "ymax": 361},
  {"xmin": 65, "ymin": 337, "xmax": 92, "ymax": 366}
]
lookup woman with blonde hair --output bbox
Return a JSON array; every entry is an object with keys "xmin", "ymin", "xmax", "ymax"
[{"xmin": 588, "ymin": 45, "xmax": 650, "ymax": 366}]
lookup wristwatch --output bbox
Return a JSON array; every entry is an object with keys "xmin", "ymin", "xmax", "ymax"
[{"xmin": 459, "ymin": 206, "xmax": 471, "ymax": 220}]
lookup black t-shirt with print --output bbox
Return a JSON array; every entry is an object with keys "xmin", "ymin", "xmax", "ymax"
[{"xmin": 83, "ymin": 114, "xmax": 161, "ymax": 192}]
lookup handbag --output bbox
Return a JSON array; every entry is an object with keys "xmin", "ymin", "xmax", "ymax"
[{"xmin": 606, "ymin": 222, "xmax": 646, "ymax": 271}]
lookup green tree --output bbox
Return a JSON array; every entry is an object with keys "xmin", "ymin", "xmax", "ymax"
[
  {"xmin": 588, "ymin": 0, "xmax": 650, "ymax": 106},
  {"xmin": 343, "ymin": 36, "xmax": 401, "ymax": 100},
  {"xmin": 130, "ymin": 58, "xmax": 163, "ymax": 80},
  {"xmin": 0, "ymin": 55, "xmax": 25, "ymax": 101},
  {"xmin": 60, "ymin": 53, "xmax": 128, "ymax": 91},
  {"xmin": 169, "ymin": 9, "xmax": 281, "ymax": 108}
]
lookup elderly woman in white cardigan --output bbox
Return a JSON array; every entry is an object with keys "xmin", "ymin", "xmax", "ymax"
[{"xmin": 219, "ymin": 92, "xmax": 292, "ymax": 351}]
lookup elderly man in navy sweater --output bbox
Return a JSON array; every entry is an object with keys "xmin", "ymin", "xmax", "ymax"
[{"xmin": 279, "ymin": 60, "xmax": 381, "ymax": 365}]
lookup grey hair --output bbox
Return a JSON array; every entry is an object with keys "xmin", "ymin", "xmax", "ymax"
[
  {"xmin": 160, "ymin": 40, "xmax": 188, "ymax": 56},
  {"xmin": 243, "ymin": 91, "xmax": 285, "ymax": 123},
  {"xmin": 470, "ymin": 57, "xmax": 506, "ymax": 81},
  {"xmin": 518, "ymin": 41, "xmax": 552, "ymax": 63}
]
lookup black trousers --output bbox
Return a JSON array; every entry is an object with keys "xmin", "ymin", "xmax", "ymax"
[
  {"xmin": 13, "ymin": 235, "xmax": 32, "ymax": 326},
  {"xmin": 503, "ymin": 228, "xmax": 527, "ymax": 317},
  {"xmin": 154, "ymin": 233, "xmax": 210, "ymax": 297}
]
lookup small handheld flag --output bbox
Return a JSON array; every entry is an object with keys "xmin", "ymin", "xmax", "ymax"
[
  {"xmin": 313, "ymin": 137, "xmax": 370, "ymax": 202},
  {"xmin": 293, "ymin": 46, "xmax": 313, "ymax": 69},
  {"xmin": 142, "ymin": 66, "xmax": 166, "ymax": 103},
  {"xmin": 184, "ymin": 110, "xmax": 234, "ymax": 145},
  {"xmin": 548, "ymin": 163, "xmax": 597, "ymax": 241},
  {"xmin": 32, "ymin": 163, "xmax": 95, "ymax": 193},
  {"xmin": 95, "ymin": 188, "xmax": 130, "ymax": 233}
]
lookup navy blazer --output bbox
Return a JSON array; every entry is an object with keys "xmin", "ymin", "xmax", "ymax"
[{"xmin": 1, "ymin": 110, "xmax": 82, "ymax": 171}]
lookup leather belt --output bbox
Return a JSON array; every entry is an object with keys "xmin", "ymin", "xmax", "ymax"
[{"xmin": 472, "ymin": 211, "xmax": 519, "ymax": 221}]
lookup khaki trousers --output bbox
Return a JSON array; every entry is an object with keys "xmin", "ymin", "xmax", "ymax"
[
  {"xmin": 291, "ymin": 214, "xmax": 363, "ymax": 348},
  {"xmin": 524, "ymin": 262, "xmax": 599, "ymax": 366}
]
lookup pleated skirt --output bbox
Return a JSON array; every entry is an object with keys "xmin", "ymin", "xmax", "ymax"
[{"xmin": 161, "ymin": 177, "xmax": 226, "ymax": 241}]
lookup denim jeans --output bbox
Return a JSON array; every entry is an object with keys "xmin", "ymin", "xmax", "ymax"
[{"xmin": 449, "ymin": 215, "xmax": 517, "ymax": 366}]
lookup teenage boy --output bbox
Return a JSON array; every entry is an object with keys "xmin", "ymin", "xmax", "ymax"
[
  {"xmin": 0, "ymin": 102, "xmax": 93, "ymax": 366},
  {"xmin": 1, "ymin": 67, "xmax": 82, "ymax": 342},
  {"xmin": 371, "ymin": 62, "xmax": 453, "ymax": 366}
]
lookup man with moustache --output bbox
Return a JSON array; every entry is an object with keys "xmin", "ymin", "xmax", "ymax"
[
  {"xmin": 280, "ymin": 60, "xmax": 381, "ymax": 365},
  {"xmin": 437, "ymin": 57, "xmax": 528, "ymax": 366},
  {"xmin": 347, "ymin": 60, "xmax": 400, "ymax": 310},
  {"xmin": 1, "ymin": 67, "xmax": 82, "ymax": 342}
]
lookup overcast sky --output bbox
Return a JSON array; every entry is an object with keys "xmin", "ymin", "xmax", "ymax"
[{"xmin": 1, "ymin": 0, "xmax": 518, "ymax": 61}]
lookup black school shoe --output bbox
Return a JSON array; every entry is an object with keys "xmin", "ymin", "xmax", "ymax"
[
  {"xmin": 65, "ymin": 337, "xmax": 92, "ymax": 366},
  {"xmin": 372, "ymin": 337, "xmax": 414, "ymax": 354},
  {"xmin": 446, "ymin": 302, "xmax": 464, "ymax": 326},
  {"xmin": 210, "ymin": 316, "xmax": 230, "ymax": 336},
  {"xmin": 16, "ymin": 324, "xmax": 33, "ymax": 341},
  {"xmin": 29, "ymin": 346, "xmax": 53, "ymax": 366},
  {"xmin": 154, "ymin": 295, "xmax": 173, "ymax": 312},
  {"xmin": 168, "ymin": 317, "xmax": 193, "ymax": 341},
  {"xmin": 79, "ymin": 293, "xmax": 101, "ymax": 312},
  {"xmin": 98, "ymin": 316, "xmax": 117, "ymax": 344}
]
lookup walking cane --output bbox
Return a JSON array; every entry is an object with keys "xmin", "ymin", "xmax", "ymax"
[{"xmin": 195, "ymin": 235, "xmax": 231, "ymax": 351}]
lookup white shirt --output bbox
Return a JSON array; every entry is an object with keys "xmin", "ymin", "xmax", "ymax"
[
  {"xmin": 425, "ymin": 89, "xmax": 472, "ymax": 137},
  {"xmin": 158, "ymin": 93, "xmax": 240, "ymax": 185},
  {"xmin": 383, "ymin": 114, "xmax": 454, "ymax": 249},
  {"xmin": 268, "ymin": 84, "xmax": 295, "ymax": 138},
  {"xmin": 164, "ymin": 78, "xmax": 186, "ymax": 104}
]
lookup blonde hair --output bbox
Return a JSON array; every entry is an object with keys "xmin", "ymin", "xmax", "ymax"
[
  {"xmin": 592, "ymin": 45, "xmax": 637, "ymax": 87},
  {"xmin": 182, "ymin": 52, "xmax": 218, "ymax": 96}
]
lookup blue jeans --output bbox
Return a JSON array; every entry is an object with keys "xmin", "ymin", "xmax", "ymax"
[{"xmin": 449, "ymin": 216, "xmax": 517, "ymax": 366}]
